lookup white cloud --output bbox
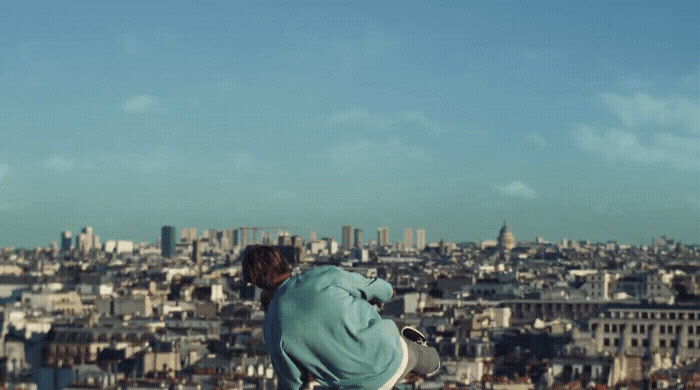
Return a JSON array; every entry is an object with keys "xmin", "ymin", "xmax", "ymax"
[
  {"xmin": 526, "ymin": 133, "xmax": 548, "ymax": 147},
  {"xmin": 328, "ymin": 108, "xmax": 450, "ymax": 133},
  {"xmin": 574, "ymin": 125, "xmax": 700, "ymax": 171},
  {"xmin": 226, "ymin": 151, "xmax": 255, "ymax": 173},
  {"xmin": 0, "ymin": 163, "xmax": 9, "ymax": 181},
  {"xmin": 122, "ymin": 94, "xmax": 162, "ymax": 114},
  {"xmin": 401, "ymin": 111, "xmax": 452, "ymax": 134},
  {"xmin": 100, "ymin": 150, "xmax": 170, "ymax": 173},
  {"xmin": 325, "ymin": 138, "xmax": 433, "ymax": 176},
  {"xmin": 328, "ymin": 109, "xmax": 393, "ymax": 129},
  {"xmin": 602, "ymin": 93, "xmax": 700, "ymax": 132},
  {"xmin": 688, "ymin": 195, "xmax": 700, "ymax": 209},
  {"xmin": 42, "ymin": 156, "xmax": 76, "ymax": 173},
  {"xmin": 575, "ymin": 91, "xmax": 700, "ymax": 172},
  {"xmin": 495, "ymin": 180, "xmax": 537, "ymax": 199}
]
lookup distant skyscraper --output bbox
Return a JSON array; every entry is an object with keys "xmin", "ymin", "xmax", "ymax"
[
  {"xmin": 278, "ymin": 233, "xmax": 292, "ymax": 246},
  {"xmin": 192, "ymin": 238, "xmax": 202, "ymax": 263},
  {"xmin": 241, "ymin": 227, "xmax": 249, "ymax": 248},
  {"xmin": 232, "ymin": 229, "xmax": 239, "ymax": 246},
  {"xmin": 404, "ymin": 228, "xmax": 413, "ymax": 250},
  {"xmin": 205, "ymin": 229, "xmax": 217, "ymax": 242},
  {"xmin": 310, "ymin": 231, "xmax": 318, "ymax": 242},
  {"xmin": 378, "ymin": 227, "xmax": 390, "ymax": 246},
  {"xmin": 161, "ymin": 226, "xmax": 176, "ymax": 258},
  {"xmin": 61, "ymin": 231, "xmax": 72, "ymax": 252},
  {"xmin": 342, "ymin": 225, "xmax": 354, "ymax": 251},
  {"xmin": 354, "ymin": 228, "xmax": 363, "ymax": 248},
  {"xmin": 221, "ymin": 229, "xmax": 235, "ymax": 251},
  {"xmin": 180, "ymin": 227, "xmax": 197, "ymax": 242},
  {"xmin": 416, "ymin": 229, "xmax": 426, "ymax": 251},
  {"xmin": 77, "ymin": 226, "xmax": 97, "ymax": 253}
]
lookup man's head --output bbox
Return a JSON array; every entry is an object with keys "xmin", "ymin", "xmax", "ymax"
[{"xmin": 242, "ymin": 245, "xmax": 291, "ymax": 291}]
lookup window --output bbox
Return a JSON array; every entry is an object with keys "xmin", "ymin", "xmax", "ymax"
[
  {"xmin": 631, "ymin": 338, "xmax": 638, "ymax": 347},
  {"xmin": 690, "ymin": 326, "xmax": 694, "ymax": 335},
  {"xmin": 640, "ymin": 325, "xmax": 645, "ymax": 333},
  {"xmin": 690, "ymin": 313, "xmax": 695, "ymax": 320},
  {"xmin": 660, "ymin": 325, "xmax": 665, "ymax": 334},
  {"xmin": 612, "ymin": 324, "xmax": 618, "ymax": 333},
  {"xmin": 604, "ymin": 338, "xmax": 610, "ymax": 346},
  {"xmin": 660, "ymin": 313, "xmax": 667, "ymax": 320},
  {"xmin": 696, "ymin": 326, "xmax": 700, "ymax": 334},
  {"xmin": 631, "ymin": 325, "xmax": 638, "ymax": 333},
  {"xmin": 604, "ymin": 324, "xmax": 610, "ymax": 333},
  {"xmin": 689, "ymin": 340, "xmax": 695, "ymax": 349},
  {"xmin": 670, "ymin": 313, "xmax": 676, "ymax": 320},
  {"xmin": 671, "ymin": 340, "xmax": 677, "ymax": 348},
  {"xmin": 660, "ymin": 340, "xmax": 666, "ymax": 348},
  {"xmin": 676, "ymin": 325, "xmax": 682, "ymax": 334},
  {"xmin": 642, "ymin": 312, "xmax": 648, "ymax": 319},
  {"xmin": 642, "ymin": 339, "xmax": 649, "ymax": 347},
  {"xmin": 614, "ymin": 338, "xmax": 619, "ymax": 347}
]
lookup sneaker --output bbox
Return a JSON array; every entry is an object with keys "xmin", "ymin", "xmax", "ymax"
[
  {"xmin": 425, "ymin": 361, "xmax": 441, "ymax": 379},
  {"xmin": 401, "ymin": 326, "xmax": 428, "ymax": 347},
  {"xmin": 401, "ymin": 326, "xmax": 441, "ymax": 378}
]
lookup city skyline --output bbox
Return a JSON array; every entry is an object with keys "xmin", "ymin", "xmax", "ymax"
[
  {"xmin": 10, "ymin": 222, "xmax": 693, "ymax": 251},
  {"xmin": 2, "ymin": 1, "xmax": 699, "ymax": 248}
]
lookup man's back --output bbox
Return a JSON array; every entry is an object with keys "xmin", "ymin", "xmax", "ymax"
[{"xmin": 264, "ymin": 266, "xmax": 405, "ymax": 389}]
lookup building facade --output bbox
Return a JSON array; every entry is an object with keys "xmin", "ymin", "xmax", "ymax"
[
  {"xmin": 416, "ymin": 229, "xmax": 426, "ymax": 251},
  {"xmin": 378, "ymin": 227, "xmax": 390, "ymax": 247},
  {"xmin": 404, "ymin": 228, "xmax": 413, "ymax": 250},
  {"xmin": 342, "ymin": 225, "xmax": 353, "ymax": 252},
  {"xmin": 161, "ymin": 226, "xmax": 176, "ymax": 258},
  {"xmin": 590, "ymin": 304, "xmax": 700, "ymax": 361}
]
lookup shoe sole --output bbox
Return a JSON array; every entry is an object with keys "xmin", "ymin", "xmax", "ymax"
[{"xmin": 401, "ymin": 326, "xmax": 428, "ymax": 346}]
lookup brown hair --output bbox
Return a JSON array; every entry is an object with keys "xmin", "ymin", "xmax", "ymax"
[{"xmin": 241, "ymin": 245, "xmax": 291, "ymax": 291}]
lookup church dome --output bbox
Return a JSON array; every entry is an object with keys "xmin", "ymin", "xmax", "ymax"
[{"xmin": 497, "ymin": 222, "xmax": 516, "ymax": 251}]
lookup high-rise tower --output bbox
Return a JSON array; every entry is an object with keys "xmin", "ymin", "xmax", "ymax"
[
  {"xmin": 342, "ymin": 225, "xmax": 354, "ymax": 251},
  {"xmin": 161, "ymin": 226, "xmax": 176, "ymax": 258},
  {"xmin": 416, "ymin": 229, "xmax": 426, "ymax": 251},
  {"xmin": 404, "ymin": 228, "xmax": 413, "ymax": 250},
  {"xmin": 354, "ymin": 228, "xmax": 363, "ymax": 248},
  {"xmin": 378, "ymin": 227, "xmax": 390, "ymax": 246},
  {"xmin": 61, "ymin": 231, "xmax": 72, "ymax": 252}
]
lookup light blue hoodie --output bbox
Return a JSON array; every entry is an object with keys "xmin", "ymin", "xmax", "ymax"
[{"xmin": 263, "ymin": 265, "xmax": 404, "ymax": 389}]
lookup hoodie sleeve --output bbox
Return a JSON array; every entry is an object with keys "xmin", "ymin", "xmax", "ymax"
[
  {"xmin": 334, "ymin": 267, "xmax": 394, "ymax": 303},
  {"xmin": 273, "ymin": 342, "xmax": 308, "ymax": 390}
]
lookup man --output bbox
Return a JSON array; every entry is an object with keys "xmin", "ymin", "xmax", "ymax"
[{"xmin": 242, "ymin": 245, "xmax": 440, "ymax": 389}]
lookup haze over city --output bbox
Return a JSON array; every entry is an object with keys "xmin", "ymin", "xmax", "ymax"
[{"xmin": 1, "ymin": 1, "xmax": 699, "ymax": 248}]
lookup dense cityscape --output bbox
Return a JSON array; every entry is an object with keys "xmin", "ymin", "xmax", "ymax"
[
  {"xmin": 3, "ymin": 0, "xmax": 698, "ymax": 389},
  {"xmin": 0, "ymin": 224, "xmax": 699, "ymax": 390}
]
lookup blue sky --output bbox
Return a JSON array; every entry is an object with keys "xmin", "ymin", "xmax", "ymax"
[{"xmin": 1, "ymin": 1, "xmax": 699, "ymax": 248}]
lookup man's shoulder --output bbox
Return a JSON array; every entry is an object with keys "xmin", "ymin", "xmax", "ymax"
[
  {"xmin": 293, "ymin": 265, "xmax": 347, "ymax": 289},
  {"xmin": 301, "ymin": 265, "xmax": 343, "ymax": 278},
  {"xmin": 310, "ymin": 264, "xmax": 342, "ymax": 273}
]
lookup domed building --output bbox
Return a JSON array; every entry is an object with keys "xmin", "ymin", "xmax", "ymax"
[{"xmin": 497, "ymin": 221, "xmax": 516, "ymax": 251}]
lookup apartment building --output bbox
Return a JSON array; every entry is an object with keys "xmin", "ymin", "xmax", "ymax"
[{"xmin": 590, "ymin": 303, "xmax": 700, "ymax": 361}]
